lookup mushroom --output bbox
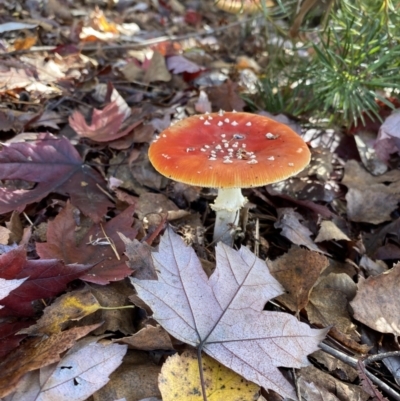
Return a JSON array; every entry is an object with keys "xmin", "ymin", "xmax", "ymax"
[{"xmin": 148, "ymin": 111, "xmax": 311, "ymax": 245}]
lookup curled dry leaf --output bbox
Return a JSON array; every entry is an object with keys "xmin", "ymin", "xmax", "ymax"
[{"xmin": 131, "ymin": 228, "xmax": 327, "ymax": 399}]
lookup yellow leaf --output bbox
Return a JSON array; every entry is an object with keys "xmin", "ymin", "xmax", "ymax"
[
  {"xmin": 159, "ymin": 350, "xmax": 259, "ymax": 401},
  {"xmin": 19, "ymin": 290, "xmax": 102, "ymax": 336}
]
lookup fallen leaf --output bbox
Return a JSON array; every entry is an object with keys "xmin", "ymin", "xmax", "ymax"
[
  {"xmin": 81, "ymin": 281, "xmax": 136, "ymax": 335},
  {"xmin": 307, "ymin": 273, "xmax": 358, "ymax": 340},
  {"xmin": 36, "ymin": 203, "xmax": 137, "ymax": 284},
  {"xmin": 206, "ymin": 80, "xmax": 245, "ymax": 112},
  {"xmin": 131, "ymin": 228, "xmax": 327, "ymax": 399},
  {"xmin": 159, "ymin": 350, "xmax": 260, "ymax": 401},
  {"xmin": 18, "ymin": 289, "xmax": 102, "ymax": 336},
  {"xmin": 0, "ymin": 134, "xmax": 113, "ymax": 222},
  {"xmin": 92, "ymin": 350, "xmax": 161, "ymax": 401},
  {"xmin": 374, "ymin": 110, "xmax": 400, "ymax": 162},
  {"xmin": 143, "ymin": 51, "xmax": 171, "ymax": 83},
  {"xmin": 269, "ymin": 247, "xmax": 329, "ymax": 313},
  {"xmin": 7, "ymin": 337, "xmax": 127, "ymax": 401},
  {"xmin": 117, "ymin": 325, "xmax": 173, "ymax": 351},
  {"xmin": 167, "ymin": 55, "xmax": 203, "ymax": 74},
  {"xmin": 315, "ymin": 221, "xmax": 350, "ymax": 243},
  {"xmin": 69, "ymin": 101, "xmax": 139, "ymax": 142},
  {"xmin": 342, "ymin": 160, "xmax": 400, "ymax": 224},
  {"xmin": 274, "ymin": 208, "xmax": 322, "ymax": 253},
  {"xmin": 121, "ymin": 235, "xmax": 157, "ymax": 280},
  {"xmin": 0, "ymin": 324, "xmax": 100, "ymax": 398},
  {"xmin": 311, "ymin": 349, "xmax": 358, "ymax": 382},
  {"xmin": 350, "ymin": 263, "xmax": 400, "ymax": 336},
  {"xmin": 0, "ymin": 321, "xmax": 31, "ymax": 358},
  {"xmin": 298, "ymin": 365, "xmax": 370, "ymax": 401},
  {"xmin": 13, "ymin": 36, "xmax": 37, "ymax": 51},
  {"xmin": 0, "ymin": 277, "xmax": 27, "ymax": 308},
  {"xmin": 0, "ymin": 245, "xmax": 91, "ymax": 317}
]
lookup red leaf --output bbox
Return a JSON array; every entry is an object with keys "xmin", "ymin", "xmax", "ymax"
[
  {"xmin": 0, "ymin": 321, "xmax": 31, "ymax": 358},
  {"xmin": 69, "ymin": 100, "xmax": 136, "ymax": 142},
  {"xmin": 0, "ymin": 246, "xmax": 91, "ymax": 317},
  {"xmin": 0, "ymin": 134, "xmax": 113, "ymax": 222},
  {"xmin": 37, "ymin": 203, "xmax": 138, "ymax": 284}
]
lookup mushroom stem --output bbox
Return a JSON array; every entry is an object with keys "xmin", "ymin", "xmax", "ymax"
[{"xmin": 211, "ymin": 188, "xmax": 247, "ymax": 246}]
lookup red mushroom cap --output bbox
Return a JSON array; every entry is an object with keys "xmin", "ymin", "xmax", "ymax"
[{"xmin": 149, "ymin": 111, "xmax": 311, "ymax": 189}]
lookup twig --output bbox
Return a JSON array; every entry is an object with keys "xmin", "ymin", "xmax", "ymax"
[
  {"xmin": 363, "ymin": 351, "xmax": 400, "ymax": 366},
  {"xmin": 0, "ymin": 16, "xmax": 263, "ymax": 58},
  {"xmin": 100, "ymin": 223, "xmax": 120, "ymax": 260},
  {"xmin": 319, "ymin": 342, "xmax": 400, "ymax": 401}
]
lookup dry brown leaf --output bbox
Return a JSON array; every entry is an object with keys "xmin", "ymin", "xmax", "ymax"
[
  {"xmin": 274, "ymin": 208, "xmax": 322, "ymax": 253},
  {"xmin": 315, "ymin": 220, "xmax": 350, "ymax": 243},
  {"xmin": 351, "ymin": 263, "xmax": 400, "ymax": 336},
  {"xmin": 117, "ymin": 325, "xmax": 173, "ymax": 351},
  {"xmin": 83, "ymin": 281, "xmax": 136, "ymax": 335},
  {"xmin": 92, "ymin": 350, "xmax": 161, "ymax": 401},
  {"xmin": 307, "ymin": 273, "xmax": 358, "ymax": 340},
  {"xmin": 206, "ymin": 80, "xmax": 246, "ymax": 111},
  {"xmin": 143, "ymin": 51, "xmax": 171, "ymax": 83},
  {"xmin": 0, "ymin": 226, "xmax": 11, "ymax": 245},
  {"xmin": 121, "ymin": 234, "xmax": 157, "ymax": 280},
  {"xmin": 269, "ymin": 246, "xmax": 329, "ymax": 313},
  {"xmin": 298, "ymin": 365, "xmax": 369, "ymax": 401},
  {"xmin": 311, "ymin": 350, "xmax": 359, "ymax": 382},
  {"xmin": 342, "ymin": 160, "xmax": 400, "ymax": 224}
]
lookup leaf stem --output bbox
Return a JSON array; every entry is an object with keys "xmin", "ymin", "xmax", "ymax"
[{"xmin": 197, "ymin": 347, "xmax": 208, "ymax": 401}]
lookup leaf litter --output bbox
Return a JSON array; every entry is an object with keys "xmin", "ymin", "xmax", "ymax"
[{"xmin": 1, "ymin": 0, "xmax": 400, "ymax": 400}]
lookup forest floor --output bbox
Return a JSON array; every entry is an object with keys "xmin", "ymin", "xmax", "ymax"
[{"xmin": 0, "ymin": 1, "xmax": 400, "ymax": 400}]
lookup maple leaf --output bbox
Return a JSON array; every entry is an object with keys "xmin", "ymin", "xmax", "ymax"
[
  {"xmin": 0, "ymin": 245, "xmax": 92, "ymax": 317},
  {"xmin": 131, "ymin": 229, "xmax": 328, "ymax": 400},
  {"xmin": 36, "ymin": 203, "xmax": 137, "ymax": 284},
  {"xmin": 0, "ymin": 134, "xmax": 113, "ymax": 222},
  {"xmin": 7, "ymin": 337, "xmax": 127, "ymax": 401},
  {"xmin": 69, "ymin": 100, "xmax": 139, "ymax": 142}
]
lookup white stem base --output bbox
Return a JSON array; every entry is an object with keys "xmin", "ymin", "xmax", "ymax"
[{"xmin": 211, "ymin": 188, "xmax": 247, "ymax": 246}]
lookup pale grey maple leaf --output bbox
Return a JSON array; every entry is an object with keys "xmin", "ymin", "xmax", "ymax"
[{"xmin": 131, "ymin": 228, "xmax": 328, "ymax": 400}]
